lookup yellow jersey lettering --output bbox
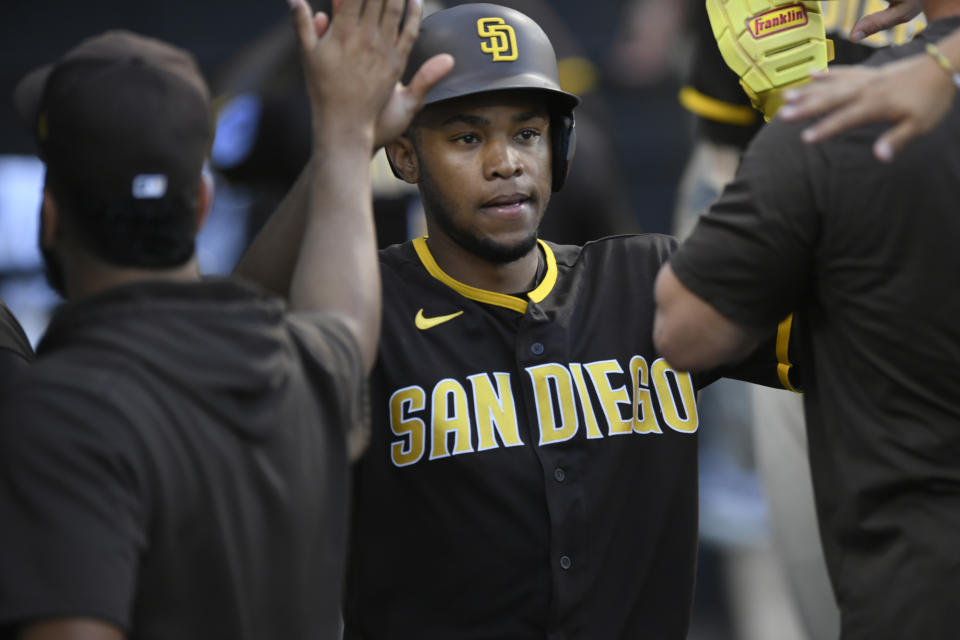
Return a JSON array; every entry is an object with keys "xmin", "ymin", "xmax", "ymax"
[
  {"xmin": 468, "ymin": 372, "xmax": 524, "ymax": 451},
  {"xmin": 570, "ymin": 363, "xmax": 604, "ymax": 439},
  {"xmin": 429, "ymin": 378, "xmax": 474, "ymax": 460},
  {"xmin": 527, "ymin": 363, "xmax": 579, "ymax": 446},
  {"xmin": 390, "ymin": 386, "xmax": 427, "ymax": 467},
  {"xmin": 651, "ymin": 359, "xmax": 699, "ymax": 433},
  {"xmin": 477, "ymin": 17, "xmax": 519, "ymax": 62},
  {"xmin": 629, "ymin": 355, "xmax": 662, "ymax": 434},
  {"xmin": 584, "ymin": 359, "xmax": 633, "ymax": 436}
]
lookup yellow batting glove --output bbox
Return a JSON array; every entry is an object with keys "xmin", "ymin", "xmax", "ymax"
[{"xmin": 706, "ymin": 0, "xmax": 835, "ymax": 119}]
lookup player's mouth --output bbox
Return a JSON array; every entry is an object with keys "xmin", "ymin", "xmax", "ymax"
[{"xmin": 479, "ymin": 193, "xmax": 532, "ymax": 218}]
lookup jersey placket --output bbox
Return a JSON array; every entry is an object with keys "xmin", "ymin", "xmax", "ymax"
[{"xmin": 516, "ymin": 298, "xmax": 588, "ymax": 638}]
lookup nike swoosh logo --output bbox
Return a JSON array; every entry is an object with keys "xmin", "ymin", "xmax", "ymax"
[{"xmin": 415, "ymin": 309, "xmax": 464, "ymax": 331}]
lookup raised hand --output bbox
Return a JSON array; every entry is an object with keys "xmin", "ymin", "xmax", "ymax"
[
  {"xmin": 289, "ymin": 0, "xmax": 427, "ymax": 145},
  {"xmin": 780, "ymin": 45, "xmax": 958, "ymax": 162},
  {"xmin": 374, "ymin": 49, "xmax": 454, "ymax": 149}
]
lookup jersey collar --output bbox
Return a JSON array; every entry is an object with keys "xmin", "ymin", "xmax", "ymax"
[{"xmin": 412, "ymin": 237, "xmax": 558, "ymax": 313}]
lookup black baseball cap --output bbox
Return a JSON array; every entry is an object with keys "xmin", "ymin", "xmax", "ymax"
[{"xmin": 13, "ymin": 30, "xmax": 213, "ymax": 209}]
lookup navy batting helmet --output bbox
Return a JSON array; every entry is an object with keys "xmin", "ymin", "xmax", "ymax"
[{"xmin": 392, "ymin": 2, "xmax": 579, "ymax": 191}]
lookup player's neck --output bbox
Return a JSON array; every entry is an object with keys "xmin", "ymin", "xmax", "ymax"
[
  {"xmin": 63, "ymin": 254, "xmax": 202, "ymax": 302},
  {"xmin": 424, "ymin": 235, "xmax": 540, "ymax": 295}
]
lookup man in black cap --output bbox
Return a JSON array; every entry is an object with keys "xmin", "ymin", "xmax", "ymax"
[{"xmin": 0, "ymin": 0, "xmax": 448, "ymax": 638}]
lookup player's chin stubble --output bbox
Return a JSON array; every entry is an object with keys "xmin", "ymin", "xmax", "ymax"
[{"xmin": 417, "ymin": 161, "xmax": 540, "ymax": 265}]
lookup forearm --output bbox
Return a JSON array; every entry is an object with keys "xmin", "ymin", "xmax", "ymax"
[
  {"xmin": 653, "ymin": 263, "xmax": 761, "ymax": 371},
  {"xmin": 289, "ymin": 128, "xmax": 380, "ymax": 371},
  {"xmin": 232, "ymin": 157, "xmax": 314, "ymax": 296}
]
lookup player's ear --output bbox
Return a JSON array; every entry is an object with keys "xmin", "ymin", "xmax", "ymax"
[
  {"xmin": 194, "ymin": 167, "xmax": 214, "ymax": 231},
  {"xmin": 40, "ymin": 188, "xmax": 61, "ymax": 250},
  {"xmin": 385, "ymin": 135, "xmax": 420, "ymax": 184}
]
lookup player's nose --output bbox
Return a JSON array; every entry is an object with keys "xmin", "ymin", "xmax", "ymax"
[{"xmin": 483, "ymin": 136, "xmax": 523, "ymax": 180}]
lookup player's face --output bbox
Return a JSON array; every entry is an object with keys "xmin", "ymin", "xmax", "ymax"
[{"xmin": 411, "ymin": 91, "xmax": 552, "ymax": 264}]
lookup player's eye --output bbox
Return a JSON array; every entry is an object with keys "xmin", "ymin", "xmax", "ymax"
[
  {"xmin": 453, "ymin": 133, "xmax": 481, "ymax": 145},
  {"xmin": 516, "ymin": 128, "xmax": 542, "ymax": 143}
]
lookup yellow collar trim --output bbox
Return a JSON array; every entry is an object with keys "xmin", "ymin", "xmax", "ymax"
[{"xmin": 412, "ymin": 237, "xmax": 557, "ymax": 313}]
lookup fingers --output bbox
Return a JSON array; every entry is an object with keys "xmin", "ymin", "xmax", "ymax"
[
  {"xmin": 781, "ymin": 85, "xmax": 854, "ymax": 121},
  {"xmin": 406, "ymin": 53, "xmax": 455, "ymax": 105},
  {"xmin": 378, "ymin": 0, "xmax": 405, "ymax": 36},
  {"xmin": 396, "ymin": 0, "xmax": 423, "ymax": 50},
  {"xmin": 361, "ymin": 0, "xmax": 385, "ymax": 31},
  {"xmin": 781, "ymin": 72, "xmax": 862, "ymax": 122},
  {"xmin": 338, "ymin": 0, "xmax": 362, "ymax": 20},
  {"xmin": 800, "ymin": 100, "xmax": 879, "ymax": 144},
  {"xmin": 290, "ymin": 0, "xmax": 318, "ymax": 50},
  {"xmin": 313, "ymin": 12, "xmax": 331, "ymax": 39},
  {"xmin": 850, "ymin": 1, "xmax": 921, "ymax": 42},
  {"xmin": 874, "ymin": 121, "xmax": 916, "ymax": 163}
]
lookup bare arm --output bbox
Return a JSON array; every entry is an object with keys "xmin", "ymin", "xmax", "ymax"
[
  {"xmin": 233, "ymin": 0, "xmax": 453, "ymax": 302},
  {"xmin": 234, "ymin": 0, "xmax": 451, "ymax": 374},
  {"xmin": 18, "ymin": 619, "xmax": 124, "ymax": 640},
  {"xmin": 652, "ymin": 263, "xmax": 762, "ymax": 372},
  {"xmin": 781, "ymin": 29, "xmax": 960, "ymax": 162}
]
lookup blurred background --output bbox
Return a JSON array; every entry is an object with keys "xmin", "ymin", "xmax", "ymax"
[{"xmin": 0, "ymin": 1, "xmax": 818, "ymax": 638}]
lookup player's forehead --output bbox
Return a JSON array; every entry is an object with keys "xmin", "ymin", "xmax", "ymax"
[{"xmin": 418, "ymin": 89, "xmax": 551, "ymax": 128}]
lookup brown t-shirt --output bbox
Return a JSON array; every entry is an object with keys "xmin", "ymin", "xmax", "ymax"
[
  {"xmin": 0, "ymin": 279, "xmax": 367, "ymax": 639},
  {"xmin": 670, "ymin": 17, "xmax": 960, "ymax": 640}
]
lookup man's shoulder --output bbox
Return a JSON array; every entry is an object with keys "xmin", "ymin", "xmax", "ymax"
[
  {"xmin": 0, "ymin": 300, "xmax": 34, "ymax": 362},
  {"xmin": 553, "ymin": 233, "xmax": 679, "ymax": 266},
  {"xmin": 0, "ymin": 358, "xmax": 133, "ymax": 463},
  {"xmin": 378, "ymin": 239, "xmax": 417, "ymax": 264}
]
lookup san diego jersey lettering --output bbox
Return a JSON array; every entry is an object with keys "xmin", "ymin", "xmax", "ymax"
[{"xmin": 345, "ymin": 235, "xmax": 790, "ymax": 640}]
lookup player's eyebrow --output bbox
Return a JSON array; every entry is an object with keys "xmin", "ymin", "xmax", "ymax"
[
  {"xmin": 513, "ymin": 110, "xmax": 549, "ymax": 123},
  {"xmin": 439, "ymin": 110, "xmax": 549, "ymax": 128},
  {"xmin": 440, "ymin": 114, "xmax": 489, "ymax": 127}
]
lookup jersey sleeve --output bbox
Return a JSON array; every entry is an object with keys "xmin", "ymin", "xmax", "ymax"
[
  {"xmin": 0, "ymin": 381, "xmax": 146, "ymax": 632},
  {"xmin": 669, "ymin": 116, "xmax": 820, "ymax": 330},
  {"xmin": 285, "ymin": 312, "xmax": 370, "ymax": 451},
  {"xmin": 711, "ymin": 313, "xmax": 804, "ymax": 392}
]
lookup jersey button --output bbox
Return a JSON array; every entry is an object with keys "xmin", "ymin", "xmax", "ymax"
[
  {"xmin": 559, "ymin": 555, "xmax": 572, "ymax": 570},
  {"xmin": 554, "ymin": 467, "xmax": 566, "ymax": 482},
  {"xmin": 531, "ymin": 342, "xmax": 545, "ymax": 355}
]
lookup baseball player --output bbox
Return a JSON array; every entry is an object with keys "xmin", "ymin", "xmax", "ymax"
[
  {"xmin": 0, "ymin": 0, "xmax": 440, "ymax": 637},
  {"xmin": 240, "ymin": 4, "xmax": 798, "ymax": 636},
  {"xmin": 673, "ymin": 4, "xmax": 937, "ymax": 638},
  {"xmin": 0, "ymin": 299, "xmax": 33, "ymax": 390},
  {"xmin": 654, "ymin": 0, "xmax": 960, "ymax": 638},
  {"xmin": 332, "ymin": 4, "xmax": 797, "ymax": 637}
]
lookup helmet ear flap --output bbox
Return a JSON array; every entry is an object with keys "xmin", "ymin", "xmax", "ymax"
[{"xmin": 551, "ymin": 112, "xmax": 575, "ymax": 192}]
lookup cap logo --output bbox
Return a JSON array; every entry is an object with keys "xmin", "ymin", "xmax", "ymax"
[
  {"xmin": 477, "ymin": 17, "xmax": 518, "ymax": 62},
  {"xmin": 132, "ymin": 174, "xmax": 168, "ymax": 199},
  {"xmin": 748, "ymin": 3, "xmax": 808, "ymax": 39}
]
